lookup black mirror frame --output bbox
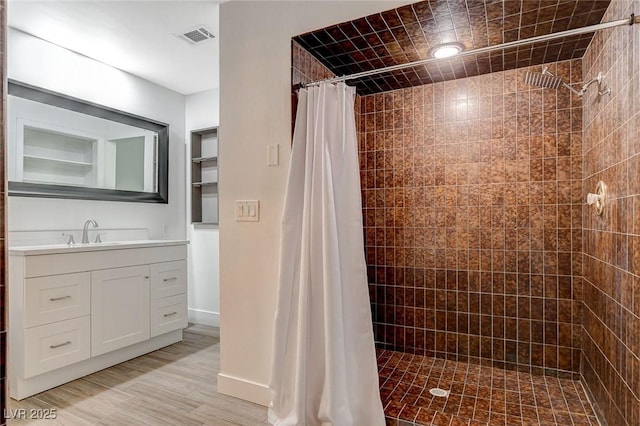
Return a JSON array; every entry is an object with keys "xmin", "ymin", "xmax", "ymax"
[{"xmin": 7, "ymin": 80, "xmax": 169, "ymax": 204}]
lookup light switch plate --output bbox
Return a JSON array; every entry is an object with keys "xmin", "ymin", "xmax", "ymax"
[
  {"xmin": 267, "ymin": 144, "xmax": 279, "ymax": 166},
  {"xmin": 235, "ymin": 200, "xmax": 260, "ymax": 222},
  {"xmin": 235, "ymin": 201, "xmax": 245, "ymax": 221}
]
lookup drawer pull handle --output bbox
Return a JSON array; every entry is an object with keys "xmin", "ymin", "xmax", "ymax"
[
  {"xmin": 49, "ymin": 295, "xmax": 71, "ymax": 301},
  {"xmin": 50, "ymin": 341, "xmax": 72, "ymax": 349},
  {"xmin": 163, "ymin": 311, "xmax": 178, "ymax": 317},
  {"xmin": 163, "ymin": 277, "xmax": 178, "ymax": 282}
]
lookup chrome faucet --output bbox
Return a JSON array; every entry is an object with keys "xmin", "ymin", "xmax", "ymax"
[{"xmin": 81, "ymin": 219, "xmax": 99, "ymax": 244}]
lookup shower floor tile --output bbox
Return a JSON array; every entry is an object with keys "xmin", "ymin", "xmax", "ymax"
[{"xmin": 377, "ymin": 349, "xmax": 599, "ymax": 426}]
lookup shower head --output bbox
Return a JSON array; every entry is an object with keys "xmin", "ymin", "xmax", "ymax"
[
  {"xmin": 523, "ymin": 67, "xmax": 565, "ymax": 89},
  {"xmin": 523, "ymin": 67, "xmax": 611, "ymax": 98}
]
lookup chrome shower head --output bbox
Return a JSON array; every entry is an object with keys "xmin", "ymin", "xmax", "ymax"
[
  {"xmin": 523, "ymin": 67, "xmax": 611, "ymax": 98},
  {"xmin": 523, "ymin": 67, "xmax": 565, "ymax": 89}
]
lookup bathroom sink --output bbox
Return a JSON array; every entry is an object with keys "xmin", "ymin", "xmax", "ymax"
[{"xmin": 9, "ymin": 240, "xmax": 188, "ymax": 256}]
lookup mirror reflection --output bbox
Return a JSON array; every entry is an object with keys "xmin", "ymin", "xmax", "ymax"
[
  {"xmin": 9, "ymin": 96, "xmax": 158, "ymax": 192},
  {"xmin": 7, "ymin": 80, "xmax": 169, "ymax": 203}
]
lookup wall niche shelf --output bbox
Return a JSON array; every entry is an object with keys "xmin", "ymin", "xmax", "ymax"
[{"xmin": 191, "ymin": 127, "xmax": 218, "ymax": 224}]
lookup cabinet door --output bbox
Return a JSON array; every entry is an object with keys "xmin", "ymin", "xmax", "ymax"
[{"xmin": 91, "ymin": 265, "xmax": 150, "ymax": 356}]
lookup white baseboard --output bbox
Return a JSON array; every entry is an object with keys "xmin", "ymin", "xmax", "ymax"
[
  {"xmin": 217, "ymin": 372, "xmax": 270, "ymax": 406},
  {"xmin": 188, "ymin": 308, "xmax": 220, "ymax": 327}
]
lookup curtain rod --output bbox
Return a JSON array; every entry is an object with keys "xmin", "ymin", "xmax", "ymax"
[{"xmin": 303, "ymin": 14, "xmax": 637, "ymax": 88}]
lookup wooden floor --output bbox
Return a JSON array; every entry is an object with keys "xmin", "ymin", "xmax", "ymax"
[{"xmin": 8, "ymin": 325, "xmax": 269, "ymax": 425}]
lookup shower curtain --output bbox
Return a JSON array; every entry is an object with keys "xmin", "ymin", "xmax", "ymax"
[{"xmin": 268, "ymin": 82, "xmax": 385, "ymax": 426}]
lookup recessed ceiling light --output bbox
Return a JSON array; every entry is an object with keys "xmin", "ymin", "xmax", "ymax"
[{"xmin": 430, "ymin": 42, "xmax": 465, "ymax": 59}]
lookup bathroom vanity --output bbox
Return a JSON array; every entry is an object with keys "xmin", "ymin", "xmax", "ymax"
[{"xmin": 8, "ymin": 240, "xmax": 188, "ymax": 400}]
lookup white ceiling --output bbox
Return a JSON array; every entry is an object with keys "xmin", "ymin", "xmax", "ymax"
[{"xmin": 8, "ymin": 0, "xmax": 219, "ymax": 95}]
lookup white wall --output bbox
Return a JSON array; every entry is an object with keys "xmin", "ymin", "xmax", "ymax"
[
  {"xmin": 186, "ymin": 89, "xmax": 220, "ymax": 130},
  {"xmin": 185, "ymin": 88, "xmax": 220, "ymax": 326},
  {"xmin": 7, "ymin": 28, "xmax": 186, "ymax": 240},
  {"xmin": 218, "ymin": 0, "xmax": 415, "ymax": 405}
]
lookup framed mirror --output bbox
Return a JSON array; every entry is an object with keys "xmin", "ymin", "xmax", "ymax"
[{"xmin": 7, "ymin": 80, "xmax": 169, "ymax": 203}]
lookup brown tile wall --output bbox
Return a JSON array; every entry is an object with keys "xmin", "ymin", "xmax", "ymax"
[
  {"xmin": 1, "ymin": 0, "xmax": 6, "ymax": 423},
  {"xmin": 358, "ymin": 60, "xmax": 584, "ymax": 377},
  {"xmin": 291, "ymin": 40, "xmax": 334, "ymax": 88},
  {"xmin": 580, "ymin": 0, "xmax": 640, "ymax": 425},
  {"xmin": 291, "ymin": 40, "xmax": 338, "ymax": 135}
]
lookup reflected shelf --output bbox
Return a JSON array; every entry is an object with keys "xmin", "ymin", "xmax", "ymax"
[
  {"xmin": 24, "ymin": 155, "xmax": 93, "ymax": 169},
  {"xmin": 192, "ymin": 181, "xmax": 217, "ymax": 187},
  {"xmin": 192, "ymin": 156, "xmax": 217, "ymax": 163}
]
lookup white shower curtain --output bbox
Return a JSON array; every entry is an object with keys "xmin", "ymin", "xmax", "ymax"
[{"xmin": 268, "ymin": 82, "xmax": 385, "ymax": 426}]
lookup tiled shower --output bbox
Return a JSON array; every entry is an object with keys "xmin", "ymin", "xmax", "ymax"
[
  {"xmin": 293, "ymin": 0, "xmax": 639, "ymax": 425},
  {"xmin": 581, "ymin": 0, "xmax": 640, "ymax": 424},
  {"xmin": 359, "ymin": 60, "xmax": 584, "ymax": 377}
]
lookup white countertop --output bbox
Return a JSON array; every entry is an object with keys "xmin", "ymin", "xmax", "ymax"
[{"xmin": 9, "ymin": 240, "xmax": 189, "ymax": 256}]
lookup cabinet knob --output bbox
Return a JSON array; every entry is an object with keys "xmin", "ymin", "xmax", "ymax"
[{"xmin": 144, "ymin": 276, "xmax": 150, "ymax": 279}]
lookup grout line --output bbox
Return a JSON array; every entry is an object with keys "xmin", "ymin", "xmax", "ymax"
[{"xmin": 576, "ymin": 374, "xmax": 607, "ymax": 426}]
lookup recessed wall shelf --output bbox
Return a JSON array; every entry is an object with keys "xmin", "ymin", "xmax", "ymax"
[{"xmin": 191, "ymin": 127, "xmax": 219, "ymax": 224}]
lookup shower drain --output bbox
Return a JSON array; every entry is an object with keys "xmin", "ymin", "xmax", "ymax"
[{"xmin": 429, "ymin": 388, "xmax": 450, "ymax": 398}]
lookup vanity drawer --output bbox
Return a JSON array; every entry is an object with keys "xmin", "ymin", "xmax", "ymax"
[
  {"xmin": 150, "ymin": 294, "xmax": 187, "ymax": 338},
  {"xmin": 24, "ymin": 272, "xmax": 91, "ymax": 328},
  {"xmin": 150, "ymin": 260, "xmax": 187, "ymax": 300},
  {"xmin": 24, "ymin": 316, "xmax": 91, "ymax": 378}
]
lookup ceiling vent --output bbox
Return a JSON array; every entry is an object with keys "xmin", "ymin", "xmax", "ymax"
[{"xmin": 178, "ymin": 26, "xmax": 215, "ymax": 45}]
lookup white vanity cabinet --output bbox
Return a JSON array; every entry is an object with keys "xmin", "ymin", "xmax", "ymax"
[{"xmin": 9, "ymin": 240, "xmax": 188, "ymax": 400}]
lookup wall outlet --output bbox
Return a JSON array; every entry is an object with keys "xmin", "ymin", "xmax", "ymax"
[{"xmin": 235, "ymin": 200, "xmax": 259, "ymax": 222}]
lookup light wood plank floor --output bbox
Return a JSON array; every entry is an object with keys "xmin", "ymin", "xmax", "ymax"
[{"xmin": 8, "ymin": 325, "xmax": 269, "ymax": 425}]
